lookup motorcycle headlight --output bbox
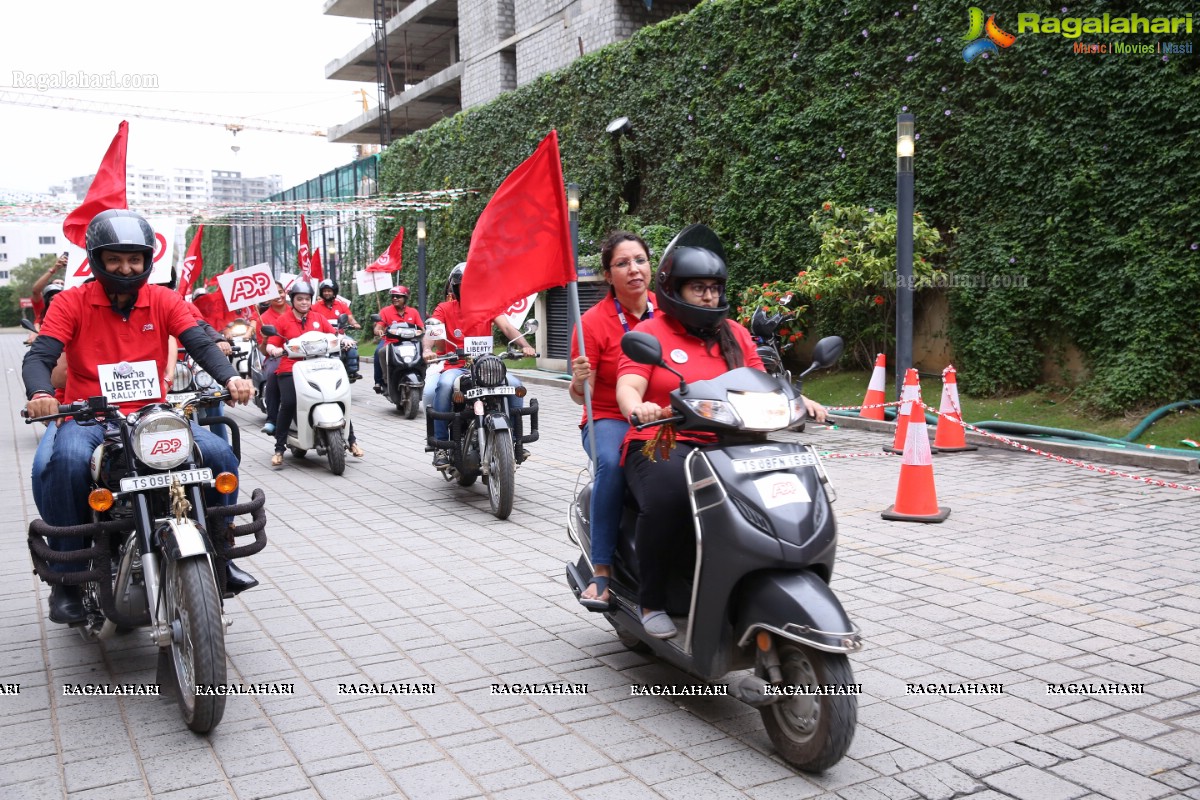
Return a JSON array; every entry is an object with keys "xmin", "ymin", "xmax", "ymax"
[
  {"xmin": 682, "ymin": 398, "xmax": 739, "ymax": 425},
  {"xmin": 131, "ymin": 410, "xmax": 194, "ymax": 470},
  {"xmin": 227, "ymin": 323, "xmax": 250, "ymax": 339},
  {"xmin": 193, "ymin": 368, "xmax": 216, "ymax": 390},
  {"xmin": 471, "ymin": 354, "xmax": 507, "ymax": 388},
  {"xmin": 725, "ymin": 391, "xmax": 792, "ymax": 431},
  {"xmin": 171, "ymin": 364, "xmax": 193, "ymax": 392}
]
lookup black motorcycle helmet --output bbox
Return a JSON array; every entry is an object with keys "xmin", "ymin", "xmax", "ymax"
[
  {"xmin": 318, "ymin": 278, "xmax": 338, "ymax": 299},
  {"xmin": 448, "ymin": 262, "xmax": 466, "ymax": 301},
  {"xmin": 85, "ymin": 209, "xmax": 156, "ymax": 296},
  {"xmin": 655, "ymin": 224, "xmax": 730, "ymax": 332},
  {"xmin": 288, "ymin": 280, "xmax": 315, "ymax": 305}
]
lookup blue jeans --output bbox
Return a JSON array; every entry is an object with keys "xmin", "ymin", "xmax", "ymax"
[
  {"xmin": 32, "ymin": 422, "xmax": 58, "ymax": 517},
  {"xmin": 196, "ymin": 401, "xmax": 228, "ymax": 443},
  {"xmin": 432, "ymin": 368, "xmax": 526, "ymax": 442},
  {"xmin": 581, "ymin": 418, "xmax": 630, "ymax": 568},
  {"xmin": 341, "ymin": 345, "xmax": 360, "ymax": 376},
  {"xmin": 263, "ymin": 355, "xmax": 281, "ymax": 424},
  {"xmin": 36, "ymin": 419, "xmax": 239, "ymax": 572}
]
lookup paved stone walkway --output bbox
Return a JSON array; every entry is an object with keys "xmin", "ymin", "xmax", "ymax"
[{"xmin": 1, "ymin": 332, "xmax": 1197, "ymax": 799}]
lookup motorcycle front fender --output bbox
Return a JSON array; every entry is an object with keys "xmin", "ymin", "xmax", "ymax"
[
  {"xmin": 311, "ymin": 403, "xmax": 346, "ymax": 430},
  {"xmin": 486, "ymin": 412, "xmax": 510, "ymax": 433},
  {"xmin": 159, "ymin": 518, "xmax": 209, "ymax": 560},
  {"xmin": 734, "ymin": 570, "xmax": 861, "ymax": 654}
]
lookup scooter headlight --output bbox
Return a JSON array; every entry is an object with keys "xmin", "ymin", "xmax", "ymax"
[
  {"xmin": 725, "ymin": 391, "xmax": 791, "ymax": 431},
  {"xmin": 131, "ymin": 410, "xmax": 194, "ymax": 470},
  {"xmin": 171, "ymin": 364, "xmax": 193, "ymax": 392}
]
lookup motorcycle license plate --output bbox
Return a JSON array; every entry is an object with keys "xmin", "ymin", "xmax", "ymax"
[
  {"xmin": 731, "ymin": 452, "xmax": 818, "ymax": 474},
  {"xmin": 119, "ymin": 468, "xmax": 213, "ymax": 493},
  {"xmin": 464, "ymin": 385, "xmax": 515, "ymax": 399}
]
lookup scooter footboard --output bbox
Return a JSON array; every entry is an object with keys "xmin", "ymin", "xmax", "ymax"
[{"xmin": 734, "ymin": 570, "xmax": 862, "ymax": 654}]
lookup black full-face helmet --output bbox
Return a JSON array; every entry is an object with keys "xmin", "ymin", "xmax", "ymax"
[
  {"xmin": 655, "ymin": 224, "xmax": 730, "ymax": 332},
  {"xmin": 288, "ymin": 280, "xmax": 315, "ymax": 305},
  {"xmin": 85, "ymin": 209, "xmax": 156, "ymax": 295},
  {"xmin": 318, "ymin": 278, "xmax": 338, "ymax": 298},
  {"xmin": 448, "ymin": 262, "xmax": 466, "ymax": 301}
]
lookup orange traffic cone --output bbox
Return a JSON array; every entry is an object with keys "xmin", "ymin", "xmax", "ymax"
[
  {"xmin": 882, "ymin": 399, "xmax": 951, "ymax": 522},
  {"xmin": 883, "ymin": 368, "xmax": 921, "ymax": 454},
  {"xmin": 932, "ymin": 365, "xmax": 977, "ymax": 452},
  {"xmin": 859, "ymin": 354, "xmax": 887, "ymax": 421}
]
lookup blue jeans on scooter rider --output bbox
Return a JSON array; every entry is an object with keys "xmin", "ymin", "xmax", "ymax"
[{"xmin": 424, "ymin": 263, "xmax": 536, "ymax": 466}]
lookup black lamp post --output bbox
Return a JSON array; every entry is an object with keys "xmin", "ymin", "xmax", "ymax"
[
  {"xmin": 416, "ymin": 215, "xmax": 427, "ymax": 318},
  {"xmin": 895, "ymin": 113, "xmax": 915, "ymax": 400}
]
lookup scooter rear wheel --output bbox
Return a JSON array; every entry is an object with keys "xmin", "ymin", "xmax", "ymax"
[{"xmin": 759, "ymin": 641, "xmax": 856, "ymax": 772}]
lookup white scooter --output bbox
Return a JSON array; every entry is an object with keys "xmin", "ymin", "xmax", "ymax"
[{"xmin": 279, "ymin": 329, "xmax": 354, "ymax": 475}]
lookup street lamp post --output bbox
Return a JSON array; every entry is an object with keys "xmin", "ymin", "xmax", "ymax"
[
  {"xmin": 895, "ymin": 114, "xmax": 915, "ymax": 400},
  {"xmin": 566, "ymin": 182, "xmax": 596, "ymax": 475},
  {"xmin": 416, "ymin": 216, "xmax": 427, "ymax": 318}
]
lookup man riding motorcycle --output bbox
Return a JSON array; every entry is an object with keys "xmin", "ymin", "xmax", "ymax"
[
  {"xmin": 373, "ymin": 285, "xmax": 423, "ymax": 393},
  {"xmin": 22, "ymin": 209, "xmax": 258, "ymax": 623}
]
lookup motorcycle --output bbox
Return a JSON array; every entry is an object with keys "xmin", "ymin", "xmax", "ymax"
[
  {"xmin": 368, "ymin": 314, "xmax": 425, "ymax": 418},
  {"xmin": 261, "ymin": 325, "xmax": 354, "ymax": 476},
  {"xmin": 424, "ymin": 320, "xmax": 540, "ymax": 520},
  {"xmin": 25, "ymin": 392, "xmax": 267, "ymax": 734},
  {"xmin": 565, "ymin": 331, "xmax": 859, "ymax": 772}
]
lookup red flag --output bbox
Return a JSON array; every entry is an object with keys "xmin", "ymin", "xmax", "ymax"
[
  {"xmin": 63, "ymin": 121, "xmax": 129, "ymax": 248},
  {"xmin": 204, "ymin": 264, "xmax": 233, "ymax": 288},
  {"xmin": 310, "ymin": 248, "xmax": 324, "ymax": 282},
  {"xmin": 178, "ymin": 225, "xmax": 204, "ymax": 297},
  {"xmin": 366, "ymin": 228, "xmax": 404, "ymax": 273},
  {"xmin": 298, "ymin": 215, "xmax": 312, "ymax": 281},
  {"xmin": 193, "ymin": 289, "xmax": 234, "ymax": 331},
  {"xmin": 459, "ymin": 130, "xmax": 573, "ymax": 329}
]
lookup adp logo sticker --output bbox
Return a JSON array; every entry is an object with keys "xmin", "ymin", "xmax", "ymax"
[
  {"xmin": 962, "ymin": 8, "xmax": 1017, "ymax": 62},
  {"xmin": 143, "ymin": 430, "xmax": 188, "ymax": 465}
]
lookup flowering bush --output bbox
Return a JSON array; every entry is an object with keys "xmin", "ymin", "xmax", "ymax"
[{"xmin": 738, "ymin": 201, "xmax": 946, "ymax": 367}]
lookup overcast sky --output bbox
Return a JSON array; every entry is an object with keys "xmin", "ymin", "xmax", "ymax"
[{"xmin": 1, "ymin": 1, "xmax": 377, "ymax": 195}]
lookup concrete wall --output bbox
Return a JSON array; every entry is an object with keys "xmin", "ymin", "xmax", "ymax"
[{"xmin": 460, "ymin": 0, "xmax": 518, "ymax": 107}]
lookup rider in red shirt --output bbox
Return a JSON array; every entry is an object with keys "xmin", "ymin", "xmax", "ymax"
[{"xmin": 373, "ymin": 285, "xmax": 423, "ymax": 391}]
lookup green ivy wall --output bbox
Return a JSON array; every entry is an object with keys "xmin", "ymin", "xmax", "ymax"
[{"xmin": 372, "ymin": 0, "xmax": 1198, "ymax": 413}]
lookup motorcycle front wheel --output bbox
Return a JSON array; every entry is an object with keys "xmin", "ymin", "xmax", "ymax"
[
  {"xmin": 165, "ymin": 556, "xmax": 227, "ymax": 733},
  {"xmin": 487, "ymin": 429, "xmax": 516, "ymax": 520},
  {"xmin": 325, "ymin": 430, "xmax": 346, "ymax": 476},
  {"xmin": 758, "ymin": 640, "xmax": 857, "ymax": 772}
]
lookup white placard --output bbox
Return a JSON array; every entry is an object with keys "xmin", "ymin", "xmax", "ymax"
[
  {"xmin": 355, "ymin": 269, "xmax": 392, "ymax": 295},
  {"xmin": 64, "ymin": 217, "xmax": 176, "ymax": 288},
  {"xmin": 752, "ymin": 473, "xmax": 811, "ymax": 510},
  {"xmin": 216, "ymin": 263, "xmax": 277, "ymax": 311},
  {"xmin": 97, "ymin": 359, "xmax": 160, "ymax": 404},
  {"xmin": 464, "ymin": 336, "xmax": 493, "ymax": 357}
]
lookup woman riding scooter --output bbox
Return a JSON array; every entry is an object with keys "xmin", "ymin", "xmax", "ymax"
[
  {"xmin": 615, "ymin": 239, "xmax": 826, "ymax": 639},
  {"xmin": 266, "ymin": 281, "xmax": 364, "ymax": 466}
]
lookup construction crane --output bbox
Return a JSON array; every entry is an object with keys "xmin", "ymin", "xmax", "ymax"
[{"xmin": 0, "ymin": 89, "xmax": 327, "ymax": 138}]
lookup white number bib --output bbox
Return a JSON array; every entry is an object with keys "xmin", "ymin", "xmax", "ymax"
[
  {"xmin": 463, "ymin": 336, "xmax": 493, "ymax": 357},
  {"xmin": 98, "ymin": 360, "xmax": 161, "ymax": 404}
]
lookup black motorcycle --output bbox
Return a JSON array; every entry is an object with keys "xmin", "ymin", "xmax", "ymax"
[
  {"xmin": 25, "ymin": 393, "xmax": 267, "ymax": 733},
  {"xmin": 425, "ymin": 321, "xmax": 540, "ymax": 520},
  {"xmin": 566, "ymin": 332, "xmax": 859, "ymax": 772},
  {"xmin": 369, "ymin": 315, "xmax": 425, "ymax": 418}
]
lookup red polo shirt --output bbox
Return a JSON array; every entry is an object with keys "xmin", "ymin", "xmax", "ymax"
[
  {"xmin": 39, "ymin": 282, "xmax": 199, "ymax": 412},
  {"xmin": 429, "ymin": 299, "xmax": 491, "ymax": 368},
  {"xmin": 266, "ymin": 311, "xmax": 334, "ymax": 375},
  {"xmin": 310, "ymin": 297, "xmax": 352, "ymax": 324},
  {"xmin": 570, "ymin": 291, "xmax": 657, "ymax": 427},
  {"xmin": 257, "ymin": 306, "xmax": 286, "ymax": 347},
  {"xmin": 378, "ymin": 304, "xmax": 423, "ymax": 331},
  {"xmin": 617, "ymin": 315, "xmax": 763, "ymax": 448}
]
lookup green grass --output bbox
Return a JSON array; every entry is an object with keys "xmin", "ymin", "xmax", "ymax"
[{"xmin": 804, "ymin": 370, "xmax": 1200, "ymax": 450}]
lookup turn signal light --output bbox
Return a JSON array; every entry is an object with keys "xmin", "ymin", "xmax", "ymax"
[
  {"xmin": 214, "ymin": 472, "xmax": 239, "ymax": 495},
  {"xmin": 452, "ymin": 391, "xmax": 464, "ymax": 404},
  {"xmin": 515, "ymin": 386, "xmax": 528, "ymax": 398},
  {"xmin": 756, "ymin": 631, "xmax": 772, "ymax": 651},
  {"xmin": 88, "ymin": 489, "xmax": 114, "ymax": 512}
]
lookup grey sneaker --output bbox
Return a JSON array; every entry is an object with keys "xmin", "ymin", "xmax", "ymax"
[
  {"xmin": 641, "ymin": 610, "xmax": 677, "ymax": 639},
  {"xmin": 433, "ymin": 449, "xmax": 450, "ymax": 469}
]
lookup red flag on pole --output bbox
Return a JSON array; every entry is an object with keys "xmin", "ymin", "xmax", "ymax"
[
  {"xmin": 63, "ymin": 121, "xmax": 130, "ymax": 248},
  {"xmin": 205, "ymin": 264, "xmax": 234, "ymax": 288},
  {"xmin": 310, "ymin": 248, "xmax": 324, "ymax": 282},
  {"xmin": 177, "ymin": 225, "xmax": 204, "ymax": 298},
  {"xmin": 298, "ymin": 214, "xmax": 312, "ymax": 281},
  {"xmin": 366, "ymin": 228, "xmax": 404, "ymax": 273},
  {"xmin": 459, "ymin": 130, "xmax": 574, "ymax": 329}
]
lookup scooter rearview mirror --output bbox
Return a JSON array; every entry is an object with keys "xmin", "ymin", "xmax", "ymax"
[
  {"xmin": 369, "ymin": 313, "xmax": 381, "ymax": 323},
  {"xmin": 622, "ymin": 331, "xmax": 689, "ymax": 393},
  {"xmin": 20, "ymin": 319, "xmax": 37, "ymax": 333},
  {"xmin": 799, "ymin": 336, "xmax": 845, "ymax": 378},
  {"xmin": 260, "ymin": 325, "xmax": 277, "ymax": 337}
]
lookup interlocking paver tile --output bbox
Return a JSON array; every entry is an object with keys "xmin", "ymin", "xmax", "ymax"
[{"xmin": 1051, "ymin": 756, "xmax": 1175, "ymax": 800}]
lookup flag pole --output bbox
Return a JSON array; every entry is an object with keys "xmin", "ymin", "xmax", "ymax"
[{"xmin": 567, "ymin": 183, "xmax": 597, "ymax": 478}]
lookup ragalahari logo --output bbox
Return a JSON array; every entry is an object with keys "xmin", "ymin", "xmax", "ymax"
[{"xmin": 962, "ymin": 8, "xmax": 1017, "ymax": 62}]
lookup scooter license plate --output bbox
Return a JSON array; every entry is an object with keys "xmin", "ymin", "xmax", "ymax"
[
  {"xmin": 120, "ymin": 468, "xmax": 213, "ymax": 493},
  {"xmin": 464, "ymin": 385, "xmax": 516, "ymax": 399},
  {"xmin": 399, "ymin": 343, "xmax": 418, "ymax": 357},
  {"xmin": 731, "ymin": 452, "xmax": 818, "ymax": 474}
]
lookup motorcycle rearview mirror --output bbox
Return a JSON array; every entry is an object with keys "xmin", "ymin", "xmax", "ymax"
[
  {"xmin": 798, "ymin": 336, "xmax": 845, "ymax": 378},
  {"xmin": 522, "ymin": 319, "xmax": 539, "ymax": 335},
  {"xmin": 20, "ymin": 319, "xmax": 37, "ymax": 333},
  {"xmin": 621, "ymin": 331, "xmax": 689, "ymax": 394}
]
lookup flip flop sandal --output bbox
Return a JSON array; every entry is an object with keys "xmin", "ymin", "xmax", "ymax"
[{"xmin": 579, "ymin": 576, "xmax": 613, "ymax": 612}]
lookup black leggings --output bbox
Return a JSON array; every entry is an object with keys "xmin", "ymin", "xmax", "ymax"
[
  {"xmin": 275, "ymin": 373, "xmax": 355, "ymax": 453},
  {"xmin": 624, "ymin": 442, "xmax": 699, "ymax": 611}
]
